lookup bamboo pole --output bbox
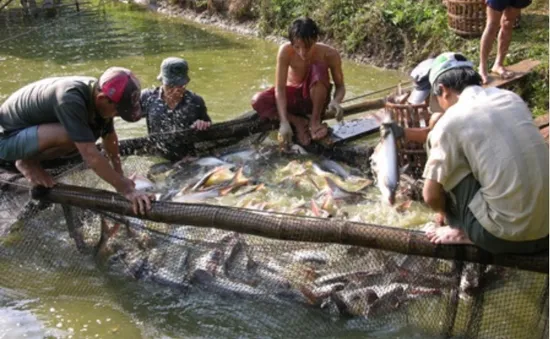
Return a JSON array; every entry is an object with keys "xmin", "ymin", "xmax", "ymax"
[
  {"xmin": 0, "ymin": 0, "xmax": 16, "ymax": 11},
  {"xmin": 32, "ymin": 184, "xmax": 548, "ymax": 274},
  {"xmin": 116, "ymin": 97, "xmax": 386, "ymax": 156}
]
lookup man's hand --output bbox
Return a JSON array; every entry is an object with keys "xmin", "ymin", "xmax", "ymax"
[
  {"xmin": 278, "ymin": 120, "xmax": 293, "ymax": 145},
  {"xmin": 119, "ymin": 178, "xmax": 155, "ymax": 215},
  {"xmin": 327, "ymin": 100, "xmax": 344, "ymax": 122},
  {"xmin": 380, "ymin": 121, "xmax": 405, "ymax": 140},
  {"xmin": 191, "ymin": 120, "xmax": 211, "ymax": 131}
]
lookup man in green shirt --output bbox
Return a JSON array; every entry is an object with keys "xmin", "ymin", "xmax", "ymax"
[{"xmin": 0, "ymin": 67, "xmax": 153, "ymax": 214}]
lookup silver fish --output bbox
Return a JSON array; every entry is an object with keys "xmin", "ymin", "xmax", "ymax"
[
  {"xmin": 130, "ymin": 173, "xmax": 155, "ymax": 191},
  {"xmin": 319, "ymin": 159, "xmax": 350, "ymax": 180},
  {"xmin": 171, "ymin": 188, "xmax": 222, "ymax": 203},
  {"xmin": 321, "ymin": 177, "xmax": 366, "ymax": 203},
  {"xmin": 370, "ymin": 113, "xmax": 400, "ymax": 205},
  {"xmin": 193, "ymin": 157, "xmax": 234, "ymax": 169},
  {"xmin": 220, "ymin": 149, "xmax": 258, "ymax": 164},
  {"xmin": 291, "ymin": 249, "xmax": 330, "ymax": 265}
]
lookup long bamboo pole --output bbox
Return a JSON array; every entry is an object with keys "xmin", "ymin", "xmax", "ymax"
[
  {"xmin": 32, "ymin": 184, "xmax": 548, "ymax": 274},
  {"xmin": 116, "ymin": 97, "xmax": 386, "ymax": 156}
]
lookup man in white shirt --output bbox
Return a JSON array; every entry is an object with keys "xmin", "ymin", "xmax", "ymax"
[{"xmin": 422, "ymin": 52, "xmax": 548, "ymax": 254}]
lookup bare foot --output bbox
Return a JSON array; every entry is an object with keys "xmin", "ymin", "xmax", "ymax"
[
  {"xmin": 15, "ymin": 159, "xmax": 55, "ymax": 187},
  {"xmin": 425, "ymin": 226, "xmax": 474, "ymax": 245},
  {"xmin": 491, "ymin": 65, "xmax": 515, "ymax": 80},
  {"xmin": 479, "ymin": 67, "xmax": 490, "ymax": 85},
  {"xmin": 293, "ymin": 117, "xmax": 312, "ymax": 146}
]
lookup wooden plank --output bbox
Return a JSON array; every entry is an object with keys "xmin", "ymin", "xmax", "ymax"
[
  {"xmin": 330, "ymin": 118, "xmax": 380, "ymax": 144},
  {"xmin": 483, "ymin": 59, "xmax": 542, "ymax": 89}
]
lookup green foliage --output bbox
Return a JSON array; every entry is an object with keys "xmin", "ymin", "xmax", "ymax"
[{"xmin": 167, "ymin": 0, "xmax": 548, "ymax": 114}]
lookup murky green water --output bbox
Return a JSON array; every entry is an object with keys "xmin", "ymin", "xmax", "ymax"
[{"xmin": 0, "ymin": 2, "xmax": 545, "ymax": 339}]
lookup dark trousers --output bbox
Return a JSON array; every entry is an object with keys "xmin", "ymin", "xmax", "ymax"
[{"xmin": 445, "ymin": 174, "xmax": 548, "ymax": 254}]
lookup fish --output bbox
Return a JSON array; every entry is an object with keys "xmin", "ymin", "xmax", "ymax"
[
  {"xmin": 129, "ymin": 172, "xmax": 155, "ymax": 191},
  {"xmin": 300, "ymin": 282, "xmax": 345, "ymax": 306},
  {"xmin": 289, "ymin": 144, "xmax": 308, "ymax": 155},
  {"xmin": 150, "ymin": 250, "xmax": 190, "ymax": 289},
  {"xmin": 291, "ymin": 249, "xmax": 330, "ymax": 265},
  {"xmin": 319, "ymin": 177, "xmax": 367, "ymax": 203},
  {"xmin": 191, "ymin": 248, "xmax": 224, "ymax": 283},
  {"xmin": 310, "ymin": 199, "xmax": 331, "ymax": 218},
  {"xmin": 331, "ymin": 287, "xmax": 379, "ymax": 316},
  {"xmin": 220, "ymin": 149, "xmax": 258, "ymax": 164},
  {"xmin": 147, "ymin": 161, "xmax": 174, "ymax": 176},
  {"xmin": 192, "ymin": 166, "xmax": 236, "ymax": 190},
  {"xmin": 319, "ymin": 159, "xmax": 351, "ymax": 180},
  {"xmin": 369, "ymin": 113, "xmax": 400, "ymax": 205},
  {"xmin": 193, "ymin": 157, "xmax": 234, "ymax": 169},
  {"xmin": 192, "ymin": 166, "xmax": 249, "ymax": 191},
  {"xmin": 364, "ymin": 285, "xmax": 405, "ymax": 318},
  {"xmin": 395, "ymin": 199, "xmax": 413, "ymax": 213},
  {"xmin": 171, "ymin": 187, "xmax": 223, "ymax": 203}
]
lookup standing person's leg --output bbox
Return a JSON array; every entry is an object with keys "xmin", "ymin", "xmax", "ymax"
[
  {"xmin": 491, "ymin": 6, "xmax": 522, "ymax": 78},
  {"xmin": 479, "ymin": 2, "xmax": 505, "ymax": 84}
]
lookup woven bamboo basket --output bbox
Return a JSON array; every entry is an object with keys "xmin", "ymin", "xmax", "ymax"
[
  {"xmin": 385, "ymin": 95, "xmax": 430, "ymax": 179},
  {"xmin": 446, "ymin": 0, "xmax": 521, "ymax": 37}
]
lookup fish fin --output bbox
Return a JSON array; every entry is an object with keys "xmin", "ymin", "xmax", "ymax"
[
  {"xmin": 219, "ymin": 185, "xmax": 234, "ymax": 196},
  {"xmin": 395, "ymin": 200, "xmax": 413, "ymax": 213},
  {"xmin": 231, "ymin": 167, "xmax": 249, "ymax": 186},
  {"xmin": 299, "ymin": 286, "xmax": 318, "ymax": 305},
  {"xmin": 307, "ymin": 175, "xmax": 321, "ymax": 191},
  {"xmin": 192, "ymin": 167, "xmax": 223, "ymax": 191},
  {"xmin": 324, "ymin": 177, "xmax": 339, "ymax": 192},
  {"xmin": 310, "ymin": 199, "xmax": 321, "ymax": 217}
]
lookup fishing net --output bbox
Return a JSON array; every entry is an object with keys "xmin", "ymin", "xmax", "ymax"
[{"xmin": 0, "ymin": 121, "xmax": 548, "ymax": 338}]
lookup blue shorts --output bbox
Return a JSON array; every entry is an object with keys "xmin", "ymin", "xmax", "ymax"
[
  {"xmin": 486, "ymin": 0, "xmax": 532, "ymax": 11},
  {"xmin": 0, "ymin": 126, "xmax": 40, "ymax": 161}
]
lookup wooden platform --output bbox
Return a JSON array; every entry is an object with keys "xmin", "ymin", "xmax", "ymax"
[{"xmin": 483, "ymin": 59, "xmax": 542, "ymax": 89}]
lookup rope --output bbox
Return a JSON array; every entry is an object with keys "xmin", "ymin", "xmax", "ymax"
[{"xmin": 342, "ymin": 81, "xmax": 413, "ymax": 103}]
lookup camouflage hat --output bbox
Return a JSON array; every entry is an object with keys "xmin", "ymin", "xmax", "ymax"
[
  {"xmin": 428, "ymin": 52, "xmax": 474, "ymax": 86},
  {"xmin": 157, "ymin": 57, "xmax": 190, "ymax": 87}
]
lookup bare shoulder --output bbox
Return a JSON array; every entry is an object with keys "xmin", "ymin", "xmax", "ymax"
[
  {"xmin": 278, "ymin": 43, "xmax": 293, "ymax": 57},
  {"xmin": 316, "ymin": 43, "xmax": 341, "ymax": 63}
]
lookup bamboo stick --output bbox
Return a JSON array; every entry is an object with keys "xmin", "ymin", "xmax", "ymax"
[
  {"xmin": 32, "ymin": 184, "xmax": 548, "ymax": 274},
  {"xmin": 116, "ymin": 97, "xmax": 386, "ymax": 156}
]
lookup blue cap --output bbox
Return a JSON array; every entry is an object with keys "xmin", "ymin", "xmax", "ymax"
[{"xmin": 157, "ymin": 57, "xmax": 190, "ymax": 86}]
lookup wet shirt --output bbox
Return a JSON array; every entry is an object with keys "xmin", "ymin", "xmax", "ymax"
[
  {"xmin": 140, "ymin": 87, "xmax": 210, "ymax": 135},
  {"xmin": 0, "ymin": 77, "xmax": 114, "ymax": 142},
  {"xmin": 423, "ymin": 86, "xmax": 549, "ymax": 241}
]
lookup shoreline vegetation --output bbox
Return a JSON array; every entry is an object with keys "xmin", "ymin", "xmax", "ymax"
[{"xmin": 132, "ymin": 0, "xmax": 548, "ymax": 116}]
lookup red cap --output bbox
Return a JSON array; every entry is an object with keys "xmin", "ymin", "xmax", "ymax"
[{"xmin": 99, "ymin": 67, "xmax": 142, "ymax": 122}]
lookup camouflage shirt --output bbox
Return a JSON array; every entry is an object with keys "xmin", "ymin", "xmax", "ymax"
[{"xmin": 140, "ymin": 87, "xmax": 210, "ymax": 135}]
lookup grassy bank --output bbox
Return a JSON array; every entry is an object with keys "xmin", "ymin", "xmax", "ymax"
[{"xmin": 169, "ymin": 0, "xmax": 548, "ymax": 116}]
